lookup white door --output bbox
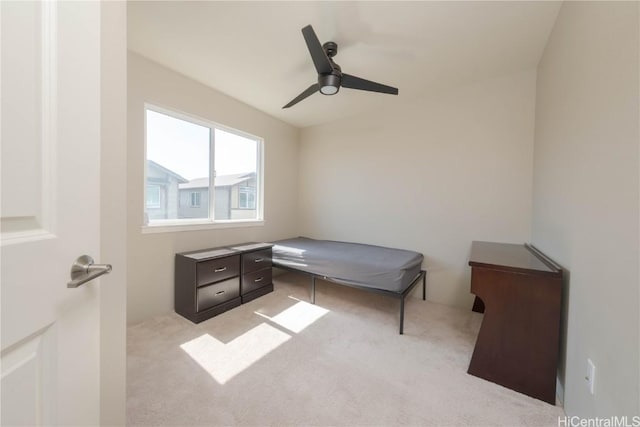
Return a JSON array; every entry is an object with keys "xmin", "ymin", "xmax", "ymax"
[{"xmin": 1, "ymin": 1, "xmax": 104, "ymax": 425}]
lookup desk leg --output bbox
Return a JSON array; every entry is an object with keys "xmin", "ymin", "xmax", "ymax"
[
  {"xmin": 310, "ymin": 275, "xmax": 316, "ymax": 304},
  {"xmin": 472, "ymin": 296, "xmax": 485, "ymax": 313},
  {"xmin": 399, "ymin": 297, "xmax": 405, "ymax": 335},
  {"xmin": 468, "ymin": 267, "xmax": 561, "ymax": 404}
]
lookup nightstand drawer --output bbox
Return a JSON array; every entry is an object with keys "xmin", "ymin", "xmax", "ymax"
[
  {"xmin": 196, "ymin": 255, "xmax": 240, "ymax": 286},
  {"xmin": 242, "ymin": 249, "xmax": 272, "ymax": 274},
  {"xmin": 242, "ymin": 268, "xmax": 272, "ymax": 295},
  {"xmin": 197, "ymin": 277, "xmax": 240, "ymax": 312}
]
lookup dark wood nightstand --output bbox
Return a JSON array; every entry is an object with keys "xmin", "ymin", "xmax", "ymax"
[{"xmin": 175, "ymin": 242, "xmax": 273, "ymax": 323}]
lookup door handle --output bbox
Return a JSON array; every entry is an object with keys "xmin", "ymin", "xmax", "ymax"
[{"xmin": 68, "ymin": 255, "xmax": 112, "ymax": 288}]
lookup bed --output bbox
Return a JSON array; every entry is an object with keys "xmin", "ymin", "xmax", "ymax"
[{"xmin": 272, "ymin": 237, "xmax": 427, "ymax": 334}]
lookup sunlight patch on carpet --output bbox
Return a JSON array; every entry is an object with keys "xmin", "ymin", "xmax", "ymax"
[
  {"xmin": 255, "ymin": 299, "xmax": 329, "ymax": 333},
  {"xmin": 180, "ymin": 324, "xmax": 290, "ymax": 384}
]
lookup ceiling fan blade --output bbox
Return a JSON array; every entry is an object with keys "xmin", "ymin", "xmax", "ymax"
[
  {"xmin": 282, "ymin": 83, "xmax": 319, "ymax": 109},
  {"xmin": 342, "ymin": 73, "xmax": 399, "ymax": 95},
  {"xmin": 301, "ymin": 25, "xmax": 333, "ymax": 75}
]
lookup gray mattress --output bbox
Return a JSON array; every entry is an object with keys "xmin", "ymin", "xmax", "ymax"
[{"xmin": 272, "ymin": 237, "xmax": 424, "ymax": 293}]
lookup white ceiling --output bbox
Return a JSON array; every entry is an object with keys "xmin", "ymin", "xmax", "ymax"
[{"xmin": 128, "ymin": 1, "xmax": 561, "ymax": 129}]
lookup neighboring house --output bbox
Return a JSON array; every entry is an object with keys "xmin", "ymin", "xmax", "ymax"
[
  {"xmin": 178, "ymin": 172, "xmax": 257, "ymax": 220},
  {"xmin": 177, "ymin": 177, "xmax": 209, "ymax": 219},
  {"xmin": 146, "ymin": 160, "xmax": 257, "ymax": 221},
  {"xmin": 146, "ymin": 160, "xmax": 188, "ymax": 220}
]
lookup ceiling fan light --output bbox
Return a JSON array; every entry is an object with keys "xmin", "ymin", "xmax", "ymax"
[
  {"xmin": 318, "ymin": 73, "xmax": 341, "ymax": 95},
  {"xmin": 320, "ymin": 85, "xmax": 338, "ymax": 95}
]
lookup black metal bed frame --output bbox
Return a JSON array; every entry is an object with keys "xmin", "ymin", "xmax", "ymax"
[{"xmin": 274, "ymin": 265, "xmax": 427, "ymax": 335}]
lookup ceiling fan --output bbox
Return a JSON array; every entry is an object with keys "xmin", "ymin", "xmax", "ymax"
[{"xmin": 283, "ymin": 25, "xmax": 399, "ymax": 109}]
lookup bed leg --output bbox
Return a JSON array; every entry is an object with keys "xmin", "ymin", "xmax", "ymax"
[
  {"xmin": 311, "ymin": 275, "xmax": 316, "ymax": 304},
  {"xmin": 399, "ymin": 297, "xmax": 405, "ymax": 335},
  {"xmin": 422, "ymin": 270, "xmax": 426, "ymax": 301}
]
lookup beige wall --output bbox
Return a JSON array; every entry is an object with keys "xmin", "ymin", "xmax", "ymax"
[
  {"xmin": 127, "ymin": 53, "xmax": 299, "ymax": 325},
  {"xmin": 299, "ymin": 68, "xmax": 537, "ymax": 309},
  {"xmin": 532, "ymin": 1, "xmax": 639, "ymax": 417}
]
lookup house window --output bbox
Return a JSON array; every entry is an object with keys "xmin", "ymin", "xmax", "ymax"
[
  {"xmin": 144, "ymin": 105, "xmax": 263, "ymax": 229},
  {"xmin": 190, "ymin": 192, "xmax": 201, "ymax": 208},
  {"xmin": 146, "ymin": 185, "xmax": 161, "ymax": 209},
  {"xmin": 239, "ymin": 186, "xmax": 256, "ymax": 209}
]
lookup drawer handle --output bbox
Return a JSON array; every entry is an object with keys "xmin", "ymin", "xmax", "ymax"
[
  {"xmin": 254, "ymin": 277, "xmax": 264, "ymax": 283},
  {"xmin": 214, "ymin": 267, "xmax": 227, "ymax": 272},
  {"xmin": 254, "ymin": 258, "xmax": 264, "ymax": 263},
  {"xmin": 215, "ymin": 290, "xmax": 225, "ymax": 295}
]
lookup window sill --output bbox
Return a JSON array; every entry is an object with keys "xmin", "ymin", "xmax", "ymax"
[{"xmin": 141, "ymin": 219, "xmax": 264, "ymax": 234}]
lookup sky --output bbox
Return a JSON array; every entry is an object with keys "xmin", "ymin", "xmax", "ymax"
[{"xmin": 146, "ymin": 109, "xmax": 258, "ymax": 181}]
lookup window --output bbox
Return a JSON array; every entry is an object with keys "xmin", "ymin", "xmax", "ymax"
[
  {"xmin": 190, "ymin": 192, "xmax": 201, "ymax": 208},
  {"xmin": 146, "ymin": 185, "xmax": 161, "ymax": 209},
  {"xmin": 144, "ymin": 105, "xmax": 263, "ymax": 229},
  {"xmin": 239, "ymin": 186, "xmax": 256, "ymax": 209}
]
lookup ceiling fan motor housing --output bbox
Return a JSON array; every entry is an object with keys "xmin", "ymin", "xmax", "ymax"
[
  {"xmin": 319, "ymin": 73, "xmax": 341, "ymax": 95},
  {"xmin": 319, "ymin": 48, "xmax": 341, "ymax": 95},
  {"xmin": 322, "ymin": 41, "xmax": 338, "ymax": 57}
]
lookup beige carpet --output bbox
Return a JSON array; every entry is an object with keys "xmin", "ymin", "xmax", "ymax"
[{"xmin": 127, "ymin": 272, "xmax": 565, "ymax": 426}]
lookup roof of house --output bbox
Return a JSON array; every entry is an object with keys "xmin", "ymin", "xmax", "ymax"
[
  {"xmin": 179, "ymin": 172, "xmax": 255, "ymax": 190},
  {"xmin": 147, "ymin": 160, "xmax": 188, "ymax": 183}
]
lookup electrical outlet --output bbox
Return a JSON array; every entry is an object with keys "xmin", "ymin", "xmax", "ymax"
[{"xmin": 586, "ymin": 358, "xmax": 596, "ymax": 394}]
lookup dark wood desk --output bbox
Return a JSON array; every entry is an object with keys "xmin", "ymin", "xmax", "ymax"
[{"xmin": 468, "ymin": 241, "xmax": 562, "ymax": 404}]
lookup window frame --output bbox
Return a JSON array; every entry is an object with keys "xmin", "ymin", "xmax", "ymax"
[{"xmin": 142, "ymin": 103, "xmax": 264, "ymax": 233}]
